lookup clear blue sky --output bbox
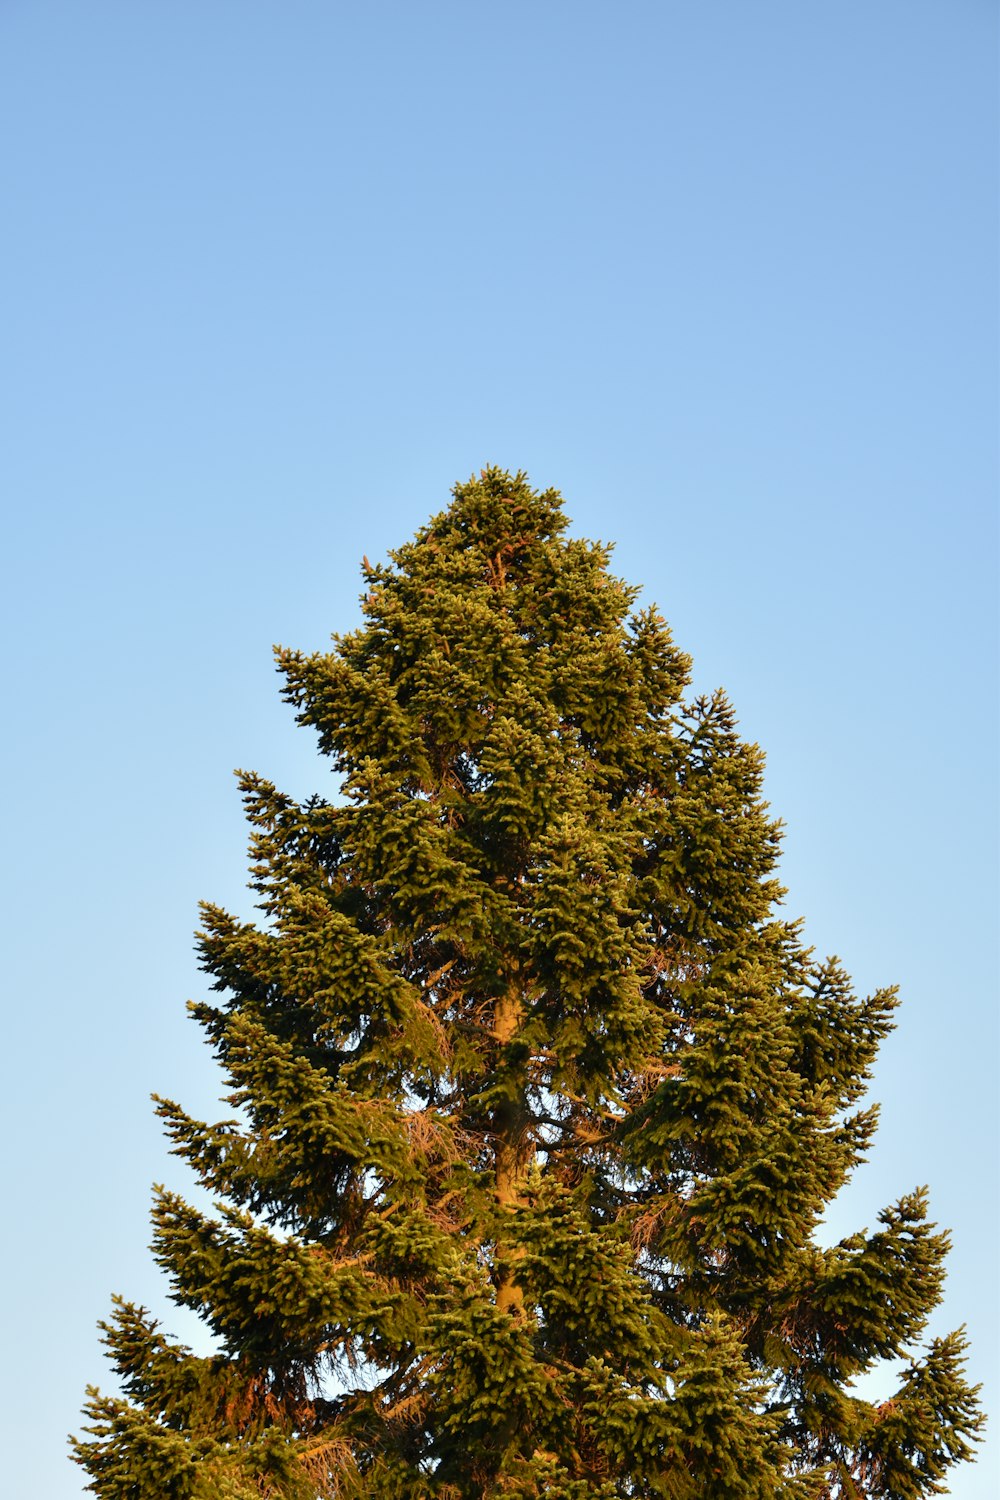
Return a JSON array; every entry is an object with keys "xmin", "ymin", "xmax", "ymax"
[{"xmin": 2, "ymin": 3, "xmax": 996, "ymax": 1494}]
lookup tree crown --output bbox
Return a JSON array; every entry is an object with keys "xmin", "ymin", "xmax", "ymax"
[{"xmin": 75, "ymin": 469, "xmax": 982, "ymax": 1499}]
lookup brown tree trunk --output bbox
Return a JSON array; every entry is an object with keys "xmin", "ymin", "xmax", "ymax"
[{"xmin": 493, "ymin": 987, "xmax": 531, "ymax": 1316}]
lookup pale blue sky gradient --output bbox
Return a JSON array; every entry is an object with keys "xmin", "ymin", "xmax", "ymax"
[{"xmin": 2, "ymin": 4, "xmax": 996, "ymax": 1495}]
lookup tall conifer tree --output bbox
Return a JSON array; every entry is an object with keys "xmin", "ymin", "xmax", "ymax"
[{"xmin": 76, "ymin": 470, "xmax": 982, "ymax": 1498}]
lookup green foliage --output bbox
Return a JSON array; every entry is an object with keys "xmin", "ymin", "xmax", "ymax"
[{"xmin": 74, "ymin": 470, "xmax": 982, "ymax": 1496}]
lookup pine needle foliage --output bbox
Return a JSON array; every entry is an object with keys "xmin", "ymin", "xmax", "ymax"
[{"xmin": 75, "ymin": 470, "xmax": 983, "ymax": 1498}]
